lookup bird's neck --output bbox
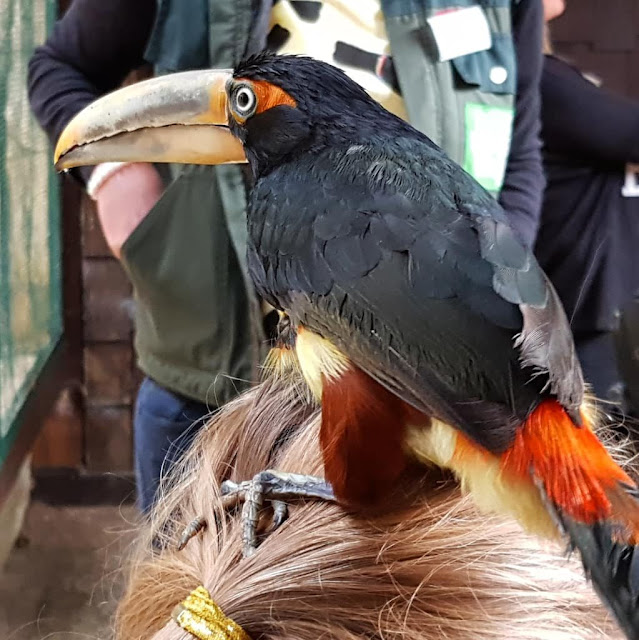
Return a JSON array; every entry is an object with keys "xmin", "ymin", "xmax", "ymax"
[{"xmin": 245, "ymin": 103, "xmax": 418, "ymax": 180}]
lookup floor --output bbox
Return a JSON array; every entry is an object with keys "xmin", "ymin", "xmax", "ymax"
[{"xmin": 0, "ymin": 502, "xmax": 138, "ymax": 640}]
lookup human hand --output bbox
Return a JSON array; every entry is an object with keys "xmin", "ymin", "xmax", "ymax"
[{"xmin": 92, "ymin": 162, "xmax": 164, "ymax": 259}]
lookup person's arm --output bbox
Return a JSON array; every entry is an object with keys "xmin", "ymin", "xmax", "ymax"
[
  {"xmin": 498, "ymin": 0, "xmax": 545, "ymax": 248},
  {"xmin": 541, "ymin": 56, "xmax": 639, "ymax": 166},
  {"xmin": 28, "ymin": 0, "xmax": 164, "ymax": 259},
  {"xmin": 28, "ymin": 0, "xmax": 156, "ymax": 183}
]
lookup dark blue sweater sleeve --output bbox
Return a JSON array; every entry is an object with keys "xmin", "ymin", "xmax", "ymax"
[
  {"xmin": 541, "ymin": 56, "xmax": 639, "ymax": 166},
  {"xmin": 27, "ymin": 0, "xmax": 156, "ymax": 182},
  {"xmin": 498, "ymin": 0, "xmax": 545, "ymax": 248}
]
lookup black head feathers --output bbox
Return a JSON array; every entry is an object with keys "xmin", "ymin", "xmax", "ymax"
[
  {"xmin": 233, "ymin": 52, "xmax": 373, "ymax": 112},
  {"xmin": 230, "ymin": 53, "xmax": 418, "ymax": 175}
]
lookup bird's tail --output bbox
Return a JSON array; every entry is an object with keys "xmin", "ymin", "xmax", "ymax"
[
  {"xmin": 500, "ymin": 400, "xmax": 639, "ymax": 637},
  {"xmin": 501, "ymin": 400, "xmax": 639, "ymax": 543},
  {"xmin": 559, "ymin": 519, "xmax": 639, "ymax": 639}
]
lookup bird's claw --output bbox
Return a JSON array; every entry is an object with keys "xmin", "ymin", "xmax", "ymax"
[
  {"xmin": 271, "ymin": 500, "xmax": 289, "ymax": 529},
  {"xmin": 177, "ymin": 515, "xmax": 207, "ymax": 551},
  {"xmin": 221, "ymin": 470, "xmax": 335, "ymax": 557}
]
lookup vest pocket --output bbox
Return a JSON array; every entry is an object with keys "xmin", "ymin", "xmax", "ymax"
[
  {"xmin": 450, "ymin": 33, "xmax": 516, "ymax": 95},
  {"xmin": 120, "ymin": 167, "xmax": 189, "ymax": 257}
]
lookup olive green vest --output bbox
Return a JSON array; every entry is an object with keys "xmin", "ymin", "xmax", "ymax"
[
  {"xmin": 119, "ymin": 0, "xmax": 265, "ymax": 405},
  {"xmin": 121, "ymin": 0, "xmax": 517, "ymax": 405},
  {"xmin": 382, "ymin": 0, "xmax": 516, "ymax": 193}
]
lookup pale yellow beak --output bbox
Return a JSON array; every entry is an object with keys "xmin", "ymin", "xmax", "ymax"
[{"xmin": 54, "ymin": 70, "xmax": 246, "ymax": 170}]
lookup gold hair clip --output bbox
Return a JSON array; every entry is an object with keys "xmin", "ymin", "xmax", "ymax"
[{"xmin": 171, "ymin": 586, "xmax": 251, "ymax": 640}]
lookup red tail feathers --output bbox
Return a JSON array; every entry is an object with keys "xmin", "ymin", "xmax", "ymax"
[{"xmin": 501, "ymin": 400, "xmax": 639, "ymax": 543}]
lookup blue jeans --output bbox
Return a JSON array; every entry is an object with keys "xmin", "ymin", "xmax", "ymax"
[{"xmin": 134, "ymin": 377, "xmax": 213, "ymax": 513}]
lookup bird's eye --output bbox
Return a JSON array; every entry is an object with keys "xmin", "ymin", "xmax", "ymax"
[{"xmin": 231, "ymin": 84, "xmax": 257, "ymax": 118}]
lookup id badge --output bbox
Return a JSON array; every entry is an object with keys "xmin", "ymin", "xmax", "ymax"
[
  {"xmin": 463, "ymin": 103, "xmax": 514, "ymax": 194},
  {"xmin": 427, "ymin": 6, "xmax": 492, "ymax": 62}
]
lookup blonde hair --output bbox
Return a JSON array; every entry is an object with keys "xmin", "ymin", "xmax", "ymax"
[{"xmin": 116, "ymin": 379, "xmax": 620, "ymax": 640}]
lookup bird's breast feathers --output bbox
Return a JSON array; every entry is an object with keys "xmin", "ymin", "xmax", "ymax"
[{"xmin": 295, "ymin": 326, "xmax": 351, "ymax": 401}]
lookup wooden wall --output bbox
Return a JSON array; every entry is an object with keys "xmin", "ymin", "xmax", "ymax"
[
  {"xmin": 552, "ymin": 0, "xmax": 639, "ymax": 99},
  {"xmin": 32, "ymin": 195, "xmax": 140, "ymax": 495}
]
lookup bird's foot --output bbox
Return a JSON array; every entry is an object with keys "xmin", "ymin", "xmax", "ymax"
[{"xmin": 220, "ymin": 470, "xmax": 335, "ymax": 557}]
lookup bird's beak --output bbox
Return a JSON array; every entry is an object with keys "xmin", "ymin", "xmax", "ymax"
[{"xmin": 54, "ymin": 70, "xmax": 246, "ymax": 170}]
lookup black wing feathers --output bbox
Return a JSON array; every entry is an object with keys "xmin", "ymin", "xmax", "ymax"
[{"xmin": 248, "ymin": 138, "xmax": 583, "ymax": 450}]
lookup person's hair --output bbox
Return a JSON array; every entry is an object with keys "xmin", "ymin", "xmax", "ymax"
[{"xmin": 116, "ymin": 378, "xmax": 620, "ymax": 640}]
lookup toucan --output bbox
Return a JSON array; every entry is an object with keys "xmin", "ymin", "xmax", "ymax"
[{"xmin": 54, "ymin": 52, "xmax": 639, "ymax": 637}]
